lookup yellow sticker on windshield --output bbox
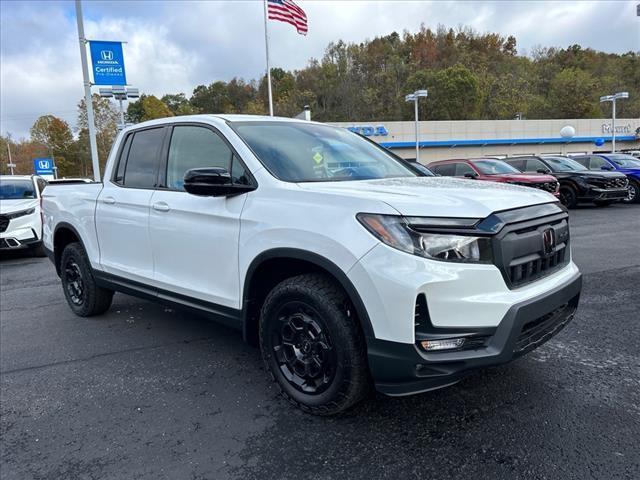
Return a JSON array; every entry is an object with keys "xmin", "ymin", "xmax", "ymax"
[{"xmin": 313, "ymin": 152, "xmax": 324, "ymax": 164}]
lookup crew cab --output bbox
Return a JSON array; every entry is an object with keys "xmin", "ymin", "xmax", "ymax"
[
  {"xmin": 42, "ymin": 115, "xmax": 582, "ymax": 415},
  {"xmin": 0, "ymin": 175, "xmax": 47, "ymax": 255},
  {"xmin": 429, "ymin": 158, "xmax": 560, "ymax": 197},
  {"xmin": 503, "ymin": 155, "xmax": 628, "ymax": 208},
  {"xmin": 571, "ymin": 153, "xmax": 640, "ymax": 204}
]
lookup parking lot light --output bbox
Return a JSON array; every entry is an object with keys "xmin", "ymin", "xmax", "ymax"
[
  {"xmin": 600, "ymin": 91, "xmax": 630, "ymax": 152},
  {"xmin": 99, "ymin": 85, "xmax": 140, "ymax": 129},
  {"xmin": 405, "ymin": 89, "xmax": 428, "ymax": 163}
]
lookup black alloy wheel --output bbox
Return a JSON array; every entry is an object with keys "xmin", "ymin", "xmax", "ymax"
[
  {"xmin": 63, "ymin": 259, "xmax": 85, "ymax": 306},
  {"xmin": 60, "ymin": 242, "xmax": 114, "ymax": 317},
  {"xmin": 269, "ymin": 301, "xmax": 337, "ymax": 395},
  {"xmin": 559, "ymin": 187, "xmax": 577, "ymax": 208},
  {"xmin": 623, "ymin": 181, "xmax": 639, "ymax": 204},
  {"xmin": 259, "ymin": 273, "xmax": 370, "ymax": 415}
]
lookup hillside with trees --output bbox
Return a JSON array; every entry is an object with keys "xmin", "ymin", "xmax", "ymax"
[{"xmin": 2, "ymin": 25, "xmax": 638, "ymax": 176}]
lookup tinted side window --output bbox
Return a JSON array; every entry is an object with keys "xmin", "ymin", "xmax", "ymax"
[
  {"xmin": 524, "ymin": 158, "xmax": 548, "ymax": 173},
  {"xmin": 454, "ymin": 163, "xmax": 476, "ymax": 176},
  {"xmin": 589, "ymin": 156, "xmax": 609, "ymax": 170},
  {"xmin": 114, "ymin": 133, "xmax": 133, "ymax": 185},
  {"xmin": 167, "ymin": 126, "xmax": 235, "ymax": 190},
  {"xmin": 505, "ymin": 159, "xmax": 525, "ymax": 171},
  {"xmin": 572, "ymin": 156, "xmax": 590, "ymax": 168},
  {"xmin": 432, "ymin": 164, "xmax": 456, "ymax": 176},
  {"xmin": 123, "ymin": 128, "xmax": 165, "ymax": 188}
]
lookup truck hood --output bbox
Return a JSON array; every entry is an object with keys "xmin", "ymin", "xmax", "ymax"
[
  {"xmin": 0, "ymin": 198, "xmax": 38, "ymax": 215},
  {"xmin": 296, "ymin": 177, "xmax": 557, "ymax": 218}
]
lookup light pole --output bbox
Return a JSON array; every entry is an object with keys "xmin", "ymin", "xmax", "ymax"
[
  {"xmin": 405, "ymin": 89, "xmax": 428, "ymax": 163},
  {"xmin": 600, "ymin": 91, "xmax": 629, "ymax": 152},
  {"xmin": 99, "ymin": 86, "xmax": 140, "ymax": 129},
  {"xmin": 6, "ymin": 141, "xmax": 15, "ymax": 175}
]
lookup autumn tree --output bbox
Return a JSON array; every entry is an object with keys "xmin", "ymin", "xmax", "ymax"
[
  {"xmin": 29, "ymin": 115, "xmax": 76, "ymax": 176},
  {"xmin": 77, "ymin": 94, "xmax": 119, "ymax": 173}
]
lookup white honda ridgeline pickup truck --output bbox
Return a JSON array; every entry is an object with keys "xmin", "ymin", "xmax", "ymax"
[{"xmin": 43, "ymin": 115, "xmax": 582, "ymax": 415}]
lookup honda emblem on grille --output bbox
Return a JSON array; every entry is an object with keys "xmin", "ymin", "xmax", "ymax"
[{"xmin": 542, "ymin": 228, "xmax": 556, "ymax": 256}]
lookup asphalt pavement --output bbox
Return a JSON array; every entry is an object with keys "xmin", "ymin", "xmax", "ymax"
[{"xmin": 1, "ymin": 204, "xmax": 639, "ymax": 480}]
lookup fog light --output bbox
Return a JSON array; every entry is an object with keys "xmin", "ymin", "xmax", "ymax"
[{"xmin": 420, "ymin": 338, "xmax": 465, "ymax": 351}]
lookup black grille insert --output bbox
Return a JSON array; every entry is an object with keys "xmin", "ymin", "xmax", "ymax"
[
  {"xmin": 0, "ymin": 215, "xmax": 9, "ymax": 233},
  {"xmin": 515, "ymin": 297, "xmax": 579, "ymax": 353}
]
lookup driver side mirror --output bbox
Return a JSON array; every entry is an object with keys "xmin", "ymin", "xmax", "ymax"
[
  {"xmin": 600, "ymin": 165, "xmax": 613, "ymax": 171},
  {"xmin": 536, "ymin": 168, "xmax": 551, "ymax": 174},
  {"xmin": 184, "ymin": 167, "xmax": 256, "ymax": 197},
  {"xmin": 464, "ymin": 172, "xmax": 478, "ymax": 179}
]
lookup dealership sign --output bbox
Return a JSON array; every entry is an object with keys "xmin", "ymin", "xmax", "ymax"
[
  {"xmin": 601, "ymin": 123, "xmax": 632, "ymax": 135},
  {"xmin": 346, "ymin": 125, "xmax": 389, "ymax": 136},
  {"xmin": 89, "ymin": 41, "xmax": 127, "ymax": 85},
  {"xmin": 33, "ymin": 158, "xmax": 54, "ymax": 176}
]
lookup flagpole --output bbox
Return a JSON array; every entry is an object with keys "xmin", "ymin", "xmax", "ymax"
[{"xmin": 263, "ymin": 0, "xmax": 274, "ymax": 116}]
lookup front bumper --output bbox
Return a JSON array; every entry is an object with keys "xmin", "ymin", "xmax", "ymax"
[
  {"xmin": 580, "ymin": 187, "xmax": 628, "ymax": 201},
  {"xmin": 368, "ymin": 271, "xmax": 582, "ymax": 396}
]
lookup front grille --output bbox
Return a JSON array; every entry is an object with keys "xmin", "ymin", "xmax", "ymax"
[
  {"xmin": 589, "ymin": 177, "xmax": 628, "ymax": 189},
  {"xmin": 494, "ymin": 212, "xmax": 570, "ymax": 288},
  {"xmin": 0, "ymin": 215, "xmax": 8, "ymax": 233},
  {"xmin": 515, "ymin": 297, "xmax": 579, "ymax": 354}
]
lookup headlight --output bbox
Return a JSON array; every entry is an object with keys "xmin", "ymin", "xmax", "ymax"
[
  {"xmin": 6, "ymin": 208, "xmax": 35, "ymax": 219},
  {"xmin": 357, "ymin": 213, "xmax": 493, "ymax": 263}
]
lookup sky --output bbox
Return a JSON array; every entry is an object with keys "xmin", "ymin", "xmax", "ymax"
[{"xmin": 1, "ymin": 0, "xmax": 638, "ymax": 139}]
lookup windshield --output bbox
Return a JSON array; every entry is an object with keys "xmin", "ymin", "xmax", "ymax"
[
  {"xmin": 543, "ymin": 156, "xmax": 587, "ymax": 172},
  {"xmin": 0, "ymin": 179, "xmax": 36, "ymax": 200},
  {"xmin": 232, "ymin": 122, "xmax": 417, "ymax": 182},
  {"xmin": 472, "ymin": 159, "xmax": 521, "ymax": 175},
  {"xmin": 606, "ymin": 154, "xmax": 640, "ymax": 168}
]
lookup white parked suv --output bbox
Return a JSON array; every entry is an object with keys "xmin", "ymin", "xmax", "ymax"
[
  {"xmin": 0, "ymin": 175, "xmax": 47, "ymax": 256},
  {"xmin": 42, "ymin": 115, "xmax": 582, "ymax": 415}
]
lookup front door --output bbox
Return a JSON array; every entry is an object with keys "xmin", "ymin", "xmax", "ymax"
[{"xmin": 148, "ymin": 124, "xmax": 252, "ymax": 309}]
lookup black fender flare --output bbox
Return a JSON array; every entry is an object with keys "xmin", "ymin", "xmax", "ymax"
[{"xmin": 242, "ymin": 248, "xmax": 375, "ymax": 340}]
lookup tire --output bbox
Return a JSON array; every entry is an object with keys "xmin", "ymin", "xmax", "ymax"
[
  {"xmin": 60, "ymin": 242, "xmax": 114, "ymax": 317},
  {"xmin": 623, "ymin": 181, "xmax": 639, "ymax": 204},
  {"xmin": 259, "ymin": 273, "xmax": 370, "ymax": 415},
  {"xmin": 559, "ymin": 186, "xmax": 577, "ymax": 208},
  {"xmin": 30, "ymin": 242, "xmax": 47, "ymax": 257}
]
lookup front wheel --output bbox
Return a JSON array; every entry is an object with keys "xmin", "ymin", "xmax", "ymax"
[
  {"xmin": 60, "ymin": 242, "xmax": 114, "ymax": 317},
  {"xmin": 559, "ymin": 186, "xmax": 577, "ymax": 208},
  {"xmin": 259, "ymin": 273, "xmax": 370, "ymax": 415}
]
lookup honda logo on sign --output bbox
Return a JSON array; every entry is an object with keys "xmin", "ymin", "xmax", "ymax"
[
  {"xmin": 100, "ymin": 50, "xmax": 114, "ymax": 61},
  {"xmin": 542, "ymin": 228, "xmax": 556, "ymax": 256},
  {"xmin": 38, "ymin": 160, "xmax": 49, "ymax": 170}
]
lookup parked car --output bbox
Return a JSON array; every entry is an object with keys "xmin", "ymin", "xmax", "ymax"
[
  {"xmin": 571, "ymin": 153, "xmax": 640, "ymax": 204},
  {"xmin": 0, "ymin": 175, "xmax": 47, "ymax": 255},
  {"xmin": 503, "ymin": 155, "xmax": 628, "ymax": 208},
  {"xmin": 43, "ymin": 115, "xmax": 582, "ymax": 415},
  {"xmin": 429, "ymin": 158, "xmax": 560, "ymax": 197}
]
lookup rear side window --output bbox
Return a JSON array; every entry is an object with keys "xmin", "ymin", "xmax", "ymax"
[
  {"xmin": 506, "ymin": 159, "xmax": 525, "ymax": 171},
  {"xmin": 588, "ymin": 156, "xmax": 610, "ymax": 170},
  {"xmin": 166, "ymin": 125, "xmax": 250, "ymax": 190},
  {"xmin": 431, "ymin": 164, "xmax": 455, "ymax": 176},
  {"xmin": 572, "ymin": 156, "xmax": 590, "ymax": 168},
  {"xmin": 121, "ymin": 128, "xmax": 165, "ymax": 188},
  {"xmin": 524, "ymin": 158, "xmax": 548, "ymax": 173},
  {"xmin": 454, "ymin": 163, "xmax": 476, "ymax": 176}
]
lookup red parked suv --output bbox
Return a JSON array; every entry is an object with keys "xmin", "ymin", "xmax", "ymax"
[{"xmin": 429, "ymin": 158, "xmax": 560, "ymax": 197}]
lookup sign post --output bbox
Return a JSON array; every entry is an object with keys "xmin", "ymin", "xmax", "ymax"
[{"xmin": 75, "ymin": 0, "xmax": 101, "ymax": 182}]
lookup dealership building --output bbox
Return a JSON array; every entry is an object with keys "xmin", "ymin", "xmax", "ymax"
[{"xmin": 331, "ymin": 118, "xmax": 640, "ymax": 164}]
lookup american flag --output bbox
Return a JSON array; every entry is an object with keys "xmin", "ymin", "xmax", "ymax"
[{"xmin": 267, "ymin": 0, "xmax": 308, "ymax": 35}]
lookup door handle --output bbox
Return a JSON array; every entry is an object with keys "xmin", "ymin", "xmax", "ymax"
[
  {"xmin": 102, "ymin": 196, "xmax": 116, "ymax": 205},
  {"xmin": 152, "ymin": 202, "xmax": 170, "ymax": 212}
]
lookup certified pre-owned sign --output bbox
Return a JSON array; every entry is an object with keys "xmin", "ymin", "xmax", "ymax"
[{"xmin": 89, "ymin": 41, "xmax": 127, "ymax": 86}]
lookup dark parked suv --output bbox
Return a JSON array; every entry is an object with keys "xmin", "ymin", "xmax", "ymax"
[{"xmin": 504, "ymin": 155, "xmax": 628, "ymax": 208}]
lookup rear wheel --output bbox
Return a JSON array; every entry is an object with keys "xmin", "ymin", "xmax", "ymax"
[
  {"xmin": 60, "ymin": 242, "xmax": 114, "ymax": 317},
  {"xmin": 623, "ymin": 181, "xmax": 639, "ymax": 204},
  {"xmin": 559, "ymin": 186, "xmax": 577, "ymax": 208},
  {"xmin": 259, "ymin": 273, "xmax": 370, "ymax": 415}
]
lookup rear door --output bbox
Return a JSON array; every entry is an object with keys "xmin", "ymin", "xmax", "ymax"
[
  {"xmin": 96, "ymin": 126, "xmax": 167, "ymax": 282},
  {"xmin": 148, "ymin": 123, "xmax": 253, "ymax": 309}
]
